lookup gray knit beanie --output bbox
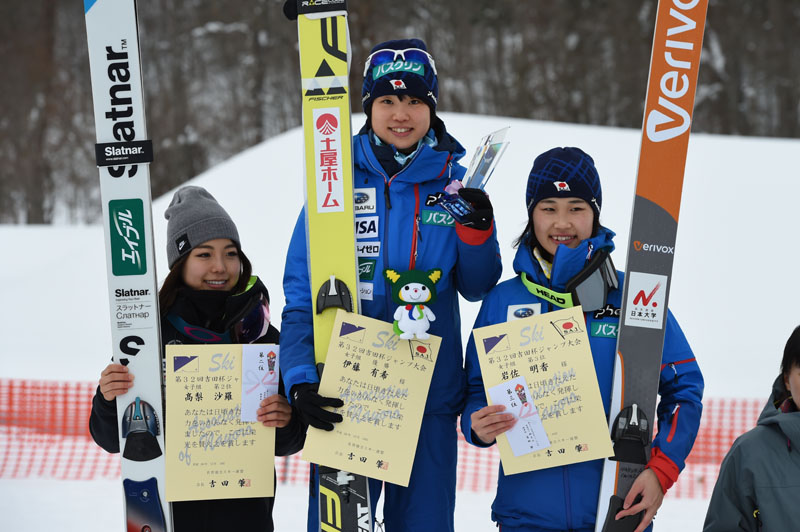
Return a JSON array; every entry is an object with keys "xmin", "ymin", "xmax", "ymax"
[{"xmin": 164, "ymin": 186, "xmax": 240, "ymax": 268}]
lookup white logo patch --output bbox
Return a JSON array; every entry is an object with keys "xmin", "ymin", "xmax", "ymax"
[
  {"xmin": 356, "ymin": 242, "xmax": 381, "ymax": 257},
  {"xmin": 355, "ymin": 215, "xmax": 379, "ymax": 240},
  {"xmin": 624, "ymin": 272, "xmax": 668, "ymax": 330},
  {"xmin": 553, "ymin": 181, "xmax": 570, "ymax": 192},
  {"xmin": 312, "ymin": 108, "xmax": 344, "ymax": 213},
  {"xmin": 506, "ymin": 303, "xmax": 542, "ymax": 322},
  {"xmin": 359, "ymin": 282, "xmax": 374, "ymax": 301},
  {"xmin": 354, "ymin": 188, "xmax": 376, "ymax": 214},
  {"xmin": 390, "ymin": 79, "xmax": 407, "ymax": 90}
]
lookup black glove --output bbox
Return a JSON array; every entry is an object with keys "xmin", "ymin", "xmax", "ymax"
[
  {"xmin": 457, "ymin": 188, "xmax": 494, "ymax": 231},
  {"xmin": 291, "ymin": 382, "xmax": 343, "ymax": 431},
  {"xmin": 283, "ymin": 0, "xmax": 298, "ymax": 20}
]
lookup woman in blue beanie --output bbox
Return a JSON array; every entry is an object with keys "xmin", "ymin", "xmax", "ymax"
[
  {"xmin": 280, "ymin": 38, "xmax": 503, "ymax": 531},
  {"xmin": 461, "ymin": 147, "xmax": 704, "ymax": 532},
  {"xmin": 89, "ymin": 186, "xmax": 306, "ymax": 531}
]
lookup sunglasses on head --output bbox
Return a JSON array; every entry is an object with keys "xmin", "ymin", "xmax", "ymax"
[{"xmin": 363, "ymin": 47, "xmax": 437, "ymax": 78}]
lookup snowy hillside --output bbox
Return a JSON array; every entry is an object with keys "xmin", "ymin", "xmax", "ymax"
[
  {"xmin": 4, "ymin": 113, "xmax": 800, "ymax": 397},
  {"xmin": 4, "ymin": 113, "xmax": 800, "ymax": 531}
]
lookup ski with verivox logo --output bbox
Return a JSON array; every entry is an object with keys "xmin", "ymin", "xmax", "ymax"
[
  {"xmin": 290, "ymin": 1, "xmax": 372, "ymax": 530},
  {"xmin": 595, "ymin": 1, "xmax": 708, "ymax": 531},
  {"xmin": 84, "ymin": 1, "xmax": 172, "ymax": 531}
]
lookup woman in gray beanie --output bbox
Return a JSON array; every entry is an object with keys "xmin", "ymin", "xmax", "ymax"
[{"xmin": 89, "ymin": 186, "xmax": 305, "ymax": 531}]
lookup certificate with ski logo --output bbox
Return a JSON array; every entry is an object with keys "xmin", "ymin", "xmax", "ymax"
[
  {"xmin": 165, "ymin": 344, "xmax": 275, "ymax": 501},
  {"xmin": 302, "ymin": 309, "xmax": 439, "ymax": 486},
  {"xmin": 472, "ymin": 306, "xmax": 613, "ymax": 475}
]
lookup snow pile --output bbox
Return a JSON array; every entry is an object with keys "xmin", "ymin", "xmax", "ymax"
[{"xmin": 4, "ymin": 113, "xmax": 800, "ymax": 397}]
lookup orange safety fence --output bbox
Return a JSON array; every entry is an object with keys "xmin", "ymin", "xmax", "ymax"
[{"xmin": 0, "ymin": 378, "xmax": 763, "ymax": 499}]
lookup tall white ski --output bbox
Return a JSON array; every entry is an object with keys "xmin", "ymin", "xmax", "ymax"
[{"xmin": 84, "ymin": 1, "xmax": 172, "ymax": 531}]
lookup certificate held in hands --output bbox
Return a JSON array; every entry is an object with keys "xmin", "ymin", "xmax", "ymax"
[
  {"xmin": 472, "ymin": 306, "xmax": 613, "ymax": 475},
  {"xmin": 164, "ymin": 344, "xmax": 277, "ymax": 501},
  {"xmin": 302, "ymin": 309, "xmax": 440, "ymax": 486}
]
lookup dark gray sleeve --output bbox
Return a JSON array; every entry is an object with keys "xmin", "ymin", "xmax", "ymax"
[{"xmin": 703, "ymin": 439, "xmax": 757, "ymax": 532}]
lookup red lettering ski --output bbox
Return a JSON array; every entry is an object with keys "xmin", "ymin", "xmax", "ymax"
[
  {"xmin": 322, "ymin": 193, "xmax": 340, "ymax": 208},
  {"xmin": 633, "ymin": 283, "xmax": 661, "ymax": 307},
  {"xmin": 320, "ymin": 150, "xmax": 338, "ymax": 167}
]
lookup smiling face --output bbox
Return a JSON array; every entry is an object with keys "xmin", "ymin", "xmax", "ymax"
[
  {"xmin": 182, "ymin": 238, "xmax": 241, "ymax": 291},
  {"xmin": 370, "ymin": 94, "xmax": 431, "ymax": 153},
  {"xmin": 531, "ymin": 197, "xmax": 595, "ymax": 257},
  {"xmin": 400, "ymin": 282, "xmax": 432, "ymax": 303}
]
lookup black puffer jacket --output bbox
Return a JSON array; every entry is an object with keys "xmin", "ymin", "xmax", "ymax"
[{"xmin": 89, "ymin": 277, "xmax": 305, "ymax": 532}]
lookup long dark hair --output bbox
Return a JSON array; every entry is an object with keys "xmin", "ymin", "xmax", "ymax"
[{"xmin": 158, "ymin": 245, "xmax": 253, "ymax": 316}]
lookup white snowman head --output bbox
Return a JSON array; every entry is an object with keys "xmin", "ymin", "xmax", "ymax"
[
  {"xmin": 384, "ymin": 268, "xmax": 443, "ymax": 306},
  {"xmin": 400, "ymin": 282, "xmax": 431, "ymax": 303}
]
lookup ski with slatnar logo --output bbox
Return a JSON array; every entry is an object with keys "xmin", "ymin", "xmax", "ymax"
[
  {"xmin": 595, "ymin": 1, "xmax": 708, "ymax": 531},
  {"xmin": 291, "ymin": 1, "xmax": 372, "ymax": 531},
  {"xmin": 84, "ymin": 1, "xmax": 172, "ymax": 531}
]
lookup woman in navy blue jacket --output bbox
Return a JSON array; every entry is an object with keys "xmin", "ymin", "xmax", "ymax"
[
  {"xmin": 281, "ymin": 39, "xmax": 502, "ymax": 532},
  {"xmin": 461, "ymin": 147, "xmax": 703, "ymax": 532}
]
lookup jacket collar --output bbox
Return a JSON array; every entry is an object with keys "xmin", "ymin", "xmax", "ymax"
[
  {"xmin": 355, "ymin": 116, "xmax": 465, "ymax": 182},
  {"xmin": 513, "ymin": 226, "xmax": 616, "ymax": 292},
  {"xmin": 759, "ymin": 375, "xmax": 800, "ymax": 451},
  {"xmin": 168, "ymin": 276, "xmax": 270, "ymax": 339}
]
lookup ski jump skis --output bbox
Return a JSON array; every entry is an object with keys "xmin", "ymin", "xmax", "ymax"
[
  {"xmin": 291, "ymin": 1, "xmax": 373, "ymax": 531},
  {"xmin": 595, "ymin": 1, "xmax": 708, "ymax": 531},
  {"xmin": 84, "ymin": 1, "xmax": 172, "ymax": 531}
]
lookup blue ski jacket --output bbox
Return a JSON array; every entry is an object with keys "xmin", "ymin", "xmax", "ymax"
[
  {"xmin": 461, "ymin": 228, "xmax": 703, "ymax": 531},
  {"xmin": 281, "ymin": 124, "xmax": 503, "ymax": 415}
]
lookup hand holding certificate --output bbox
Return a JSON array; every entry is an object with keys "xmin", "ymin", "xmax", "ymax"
[
  {"xmin": 302, "ymin": 310, "xmax": 439, "ymax": 486},
  {"xmin": 165, "ymin": 344, "xmax": 277, "ymax": 501},
  {"xmin": 472, "ymin": 306, "xmax": 613, "ymax": 475}
]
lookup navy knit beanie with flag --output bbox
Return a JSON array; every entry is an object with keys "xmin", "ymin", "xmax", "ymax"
[
  {"xmin": 525, "ymin": 147, "xmax": 602, "ymax": 215},
  {"xmin": 361, "ymin": 38, "xmax": 439, "ymax": 119},
  {"xmin": 164, "ymin": 186, "xmax": 240, "ymax": 268}
]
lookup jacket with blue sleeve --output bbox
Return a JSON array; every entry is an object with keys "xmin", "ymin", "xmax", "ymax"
[
  {"xmin": 281, "ymin": 121, "xmax": 503, "ymax": 415},
  {"xmin": 461, "ymin": 227, "xmax": 703, "ymax": 531}
]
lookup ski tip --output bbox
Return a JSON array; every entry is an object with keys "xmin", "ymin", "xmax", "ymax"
[{"xmin": 84, "ymin": 0, "xmax": 98, "ymax": 14}]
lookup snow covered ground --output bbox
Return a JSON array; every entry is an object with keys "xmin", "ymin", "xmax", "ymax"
[
  {"xmin": 0, "ymin": 479, "xmax": 708, "ymax": 531},
  {"xmin": 3, "ymin": 113, "xmax": 800, "ymax": 530}
]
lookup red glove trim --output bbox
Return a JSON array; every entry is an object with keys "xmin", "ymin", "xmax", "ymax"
[
  {"xmin": 455, "ymin": 220, "xmax": 494, "ymax": 245},
  {"xmin": 646, "ymin": 447, "xmax": 680, "ymax": 493}
]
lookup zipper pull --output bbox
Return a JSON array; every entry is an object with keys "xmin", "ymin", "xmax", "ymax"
[
  {"xmin": 416, "ymin": 214, "xmax": 423, "ymax": 242},
  {"xmin": 384, "ymin": 182, "xmax": 392, "ymax": 210}
]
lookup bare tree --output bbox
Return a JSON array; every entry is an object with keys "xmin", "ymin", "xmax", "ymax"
[{"xmin": 1, "ymin": 0, "xmax": 798, "ymax": 224}]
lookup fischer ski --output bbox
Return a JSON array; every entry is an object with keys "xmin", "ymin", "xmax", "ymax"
[
  {"xmin": 291, "ymin": 1, "xmax": 373, "ymax": 530},
  {"xmin": 84, "ymin": 1, "xmax": 172, "ymax": 531},
  {"xmin": 595, "ymin": 1, "xmax": 708, "ymax": 531}
]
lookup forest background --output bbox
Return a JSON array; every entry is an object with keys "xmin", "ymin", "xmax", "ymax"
[{"xmin": 2, "ymin": 0, "xmax": 798, "ymax": 224}]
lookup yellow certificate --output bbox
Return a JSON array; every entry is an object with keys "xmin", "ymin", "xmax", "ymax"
[
  {"xmin": 302, "ymin": 309, "xmax": 439, "ymax": 486},
  {"xmin": 472, "ymin": 306, "xmax": 613, "ymax": 475},
  {"xmin": 165, "ymin": 344, "xmax": 275, "ymax": 501}
]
